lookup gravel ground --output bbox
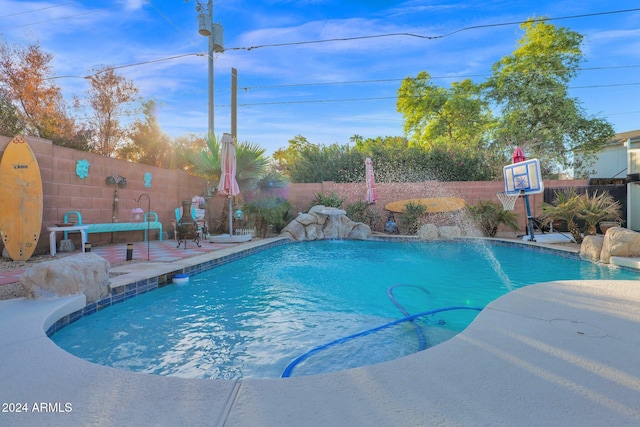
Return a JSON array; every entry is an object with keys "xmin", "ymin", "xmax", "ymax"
[{"xmin": 0, "ymin": 252, "xmax": 61, "ymax": 273}]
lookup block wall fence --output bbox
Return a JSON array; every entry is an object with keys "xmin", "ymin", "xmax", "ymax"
[{"xmin": 1, "ymin": 135, "xmax": 587, "ymax": 255}]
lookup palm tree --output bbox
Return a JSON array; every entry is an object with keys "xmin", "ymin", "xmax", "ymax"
[
  {"xmin": 467, "ymin": 200, "xmax": 519, "ymax": 237},
  {"xmin": 576, "ymin": 191, "xmax": 622, "ymax": 236},
  {"xmin": 189, "ymin": 133, "xmax": 270, "ymax": 232},
  {"xmin": 539, "ymin": 189, "xmax": 583, "ymax": 243}
]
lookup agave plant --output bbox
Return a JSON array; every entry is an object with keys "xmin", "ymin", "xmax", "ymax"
[
  {"xmin": 539, "ymin": 189, "xmax": 583, "ymax": 243},
  {"xmin": 576, "ymin": 191, "xmax": 622, "ymax": 236}
]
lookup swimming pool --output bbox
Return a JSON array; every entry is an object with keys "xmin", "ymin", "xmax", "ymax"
[{"xmin": 51, "ymin": 240, "xmax": 640, "ymax": 379}]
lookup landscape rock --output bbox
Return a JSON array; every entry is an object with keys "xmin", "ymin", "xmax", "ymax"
[
  {"xmin": 58, "ymin": 239, "xmax": 75, "ymax": 252},
  {"xmin": 599, "ymin": 227, "xmax": 640, "ymax": 263},
  {"xmin": 418, "ymin": 224, "xmax": 439, "ymax": 240},
  {"xmin": 20, "ymin": 252, "xmax": 110, "ymax": 303},
  {"xmin": 580, "ymin": 235, "xmax": 604, "ymax": 262},
  {"xmin": 281, "ymin": 205, "xmax": 371, "ymax": 241},
  {"xmin": 438, "ymin": 225, "xmax": 462, "ymax": 240}
]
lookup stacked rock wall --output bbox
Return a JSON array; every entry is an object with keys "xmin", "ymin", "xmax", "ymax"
[{"xmin": 281, "ymin": 205, "xmax": 371, "ymax": 241}]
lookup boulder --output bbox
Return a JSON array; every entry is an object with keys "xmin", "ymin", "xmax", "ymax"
[
  {"xmin": 58, "ymin": 239, "xmax": 75, "ymax": 252},
  {"xmin": 20, "ymin": 252, "xmax": 110, "ymax": 303},
  {"xmin": 418, "ymin": 224, "xmax": 439, "ymax": 240},
  {"xmin": 281, "ymin": 205, "xmax": 371, "ymax": 242},
  {"xmin": 439, "ymin": 225, "xmax": 462, "ymax": 240},
  {"xmin": 580, "ymin": 235, "xmax": 604, "ymax": 262},
  {"xmin": 599, "ymin": 227, "xmax": 640, "ymax": 263},
  {"xmin": 281, "ymin": 220, "xmax": 306, "ymax": 241},
  {"xmin": 348, "ymin": 223, "xmax": 372, "ymax": 240}
]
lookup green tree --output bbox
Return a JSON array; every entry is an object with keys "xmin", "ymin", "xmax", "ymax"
[
  {"xmin": 0, "ymin": 88, "xmax": 24, "ymax": 136},
  {"xmin": 272, "ymin": 135, "xmax": 313, "ymax": 176},
  {"xmin": 119, "ymin": 100, "xmax": 172, "ymax": 166},
  {"xmin": 285, "ymin": 141, "xmax": 365, "ymax": 183},
  {"xmin": 172, "ymin": 134, "xmax": 208, "ymax": 171},
  {"xmin": 485, "ymin": 18, "xmax": 614, "ymax": 176},
  {"xmin": 397, "ymin": 72, "xmax": 495, "ymax": 151}
]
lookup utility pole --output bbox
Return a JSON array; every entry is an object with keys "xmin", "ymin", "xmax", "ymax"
[
  {"xmin": 231, "ymin": 67, "xmax": 237, "ymax": 140},
  {"xmin": 197, "ymin": 0, "xmax": 224, "ymax": 137}
]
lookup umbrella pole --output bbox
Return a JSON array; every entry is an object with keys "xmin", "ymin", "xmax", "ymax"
[{"xmin": 228, "ymin": 197, "xmax": 233, "ymax": 235}]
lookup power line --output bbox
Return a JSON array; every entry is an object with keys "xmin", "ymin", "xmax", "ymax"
[
  {"xmin": 145, "ymin": 0, "xmax": 200, "ymax": 46},
  {"xmin": 43, "ymin": 53, "xmax": 207, "ymax": 80},
  {"xmin": 0, "ymin": 2, "xmax": 74, "ymax": 19},
  {"xmin": 234, "ymin": 81, "xmax": 640, "ymax": 107},
  {"xmin": 224, "ymin": 8, "xmax": 640, "ymax": 52},
  {"xmin": 0, "ymin": 10, "xmax": 100, "ymax": 31},
  {"xmin": 239, "ymin": 65, "xmax": 640, "ymax": 91}
]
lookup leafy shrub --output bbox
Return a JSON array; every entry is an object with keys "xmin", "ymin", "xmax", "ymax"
[
  {"xmin": 345, "ymin": 200, "xmax": 381, "ymax": 229},
  {"xmin": 310, "ymin": 191, "xmax": 345, "ymax": 209},
  {"xmin": 398, "ymin": 202, "xmax": 427, "ymax": 235},
  {"xmin": 244, "ymin": 197, "xmax": 292, "ymax": 238}
]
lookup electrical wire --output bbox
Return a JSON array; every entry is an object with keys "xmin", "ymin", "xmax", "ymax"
[
  {"xmin": 224, "ymin": 8, "xmax": 640, "ymax": 52},
  {"xmin": 0, "ymin": 10, "xmax": 100, "ymax": 31},
  {"xmin": 0, "ymin": 2, "xmax": 74, "ymax": 19}
]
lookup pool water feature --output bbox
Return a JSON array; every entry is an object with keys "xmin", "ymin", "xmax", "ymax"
[{"xmin": 51, "ymin": 240, "xmax": 640, "ymax": 379}]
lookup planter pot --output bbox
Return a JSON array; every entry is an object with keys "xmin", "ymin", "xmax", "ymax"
[{"xmin": 599, "ymin": 221, "xmax": 621, "ymax": 235}]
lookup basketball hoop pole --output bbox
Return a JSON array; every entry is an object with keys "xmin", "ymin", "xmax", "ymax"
[
  {"xmin": 523, "ymin": 192, "xmax": 536, "ymax": 242},
  {"xmin": 503, "ymin": 157, "xmax": 543, "ymax": 242}
]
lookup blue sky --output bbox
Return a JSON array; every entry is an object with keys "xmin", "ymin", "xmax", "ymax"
[{"xmin": 1, "ymin": 1, "xmax": 639, "ymax": 156}]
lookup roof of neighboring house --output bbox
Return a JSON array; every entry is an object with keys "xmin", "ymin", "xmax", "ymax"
[{"xmin": 608, "ymin": 129, "xmax": 640, "ymax": 146}]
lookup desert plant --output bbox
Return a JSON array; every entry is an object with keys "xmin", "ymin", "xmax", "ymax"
[
  {"xmin": 576, "ymin": 190, "xmax": 622, "ymax": 235},
  {"xmin": 398, "ymin": 202, "xmax": 427, "ymax": 235},
  {"xmin": 243, "ymin": 197, "xmax": 292, "ymax": 238},
  {"xmin": 310, "ymin": 191, "xmax": 345, "ymax": 209},
  {"xmin": 539, "ymin": 189, "xmax": 583, "ymax": 243},
  {"xmin": 345, "ymin": 200, "xmax": 381, "ymax": 228},
  {"xmin": 467, "ymin": 200, "xmax": 519, "ymax": 237}
]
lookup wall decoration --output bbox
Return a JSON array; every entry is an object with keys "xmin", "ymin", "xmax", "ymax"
[
  {"xmin": 144, "ymin": 172, "xmax": 152, "ymax": 187},
  {"xmin": 76, "ymin": 159, "xmax": 90, "ymax": 179}
]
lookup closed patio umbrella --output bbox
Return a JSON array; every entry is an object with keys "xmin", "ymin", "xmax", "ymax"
[
  {"xmin": 218, "ymin": 133, "xmax": 240, "ymax": 235},
  {"xmin": 512, "ymin": 146, "xmax": 526, "ymax": 164},
  {"xmin": 365, "ymin": 157, "xmax": 377, "ymax": 204}
]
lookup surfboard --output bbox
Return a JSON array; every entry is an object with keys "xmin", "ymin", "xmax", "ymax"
[
  {"xmin": 385, "ymin": 197, "xmax": 466, "ymax": 214},
  {"xmin": 0, "ymin": 136, "xmax": 43, "ymax": 261}
]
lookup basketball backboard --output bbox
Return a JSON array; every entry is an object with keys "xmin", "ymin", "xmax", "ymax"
[{"xmin": 503, "ymin": 158, "xmax": 544, "ymax": 195}]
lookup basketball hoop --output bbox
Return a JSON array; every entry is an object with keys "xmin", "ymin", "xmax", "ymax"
[{"xmin": 496, "ymin": 192, "xmax": 519, "ymax": 211}]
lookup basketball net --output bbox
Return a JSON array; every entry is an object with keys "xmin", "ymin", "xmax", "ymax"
[{"xmin": 496, "ymin": 192, "xmax": 519, "ymax": 211}]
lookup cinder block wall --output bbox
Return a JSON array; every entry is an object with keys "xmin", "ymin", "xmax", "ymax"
[
  {"xmin": 1, "ymin": 135, "xmax": 217, "ymax": 253},
  {"xmin": 1, "ymin": 134, "xmax": 588, "ymax": 255}
]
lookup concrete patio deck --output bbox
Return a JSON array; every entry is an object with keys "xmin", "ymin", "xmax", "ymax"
[{"xmin": 1, "ymin": 239, "xmax": 640, "ymax": 426}]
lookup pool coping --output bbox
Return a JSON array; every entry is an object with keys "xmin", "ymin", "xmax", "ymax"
[{"xmin": 2, "ymin": 238, "xmax": 640, "ymax": 426}]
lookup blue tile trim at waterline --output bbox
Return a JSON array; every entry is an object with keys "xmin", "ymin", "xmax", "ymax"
[
  {"xmin": 44, "ymin": 237, "xmax": 636, "ymax": 337},
  {"xmin": 46, "ymin": 238, "xmax": 290, "ymax": 337}
]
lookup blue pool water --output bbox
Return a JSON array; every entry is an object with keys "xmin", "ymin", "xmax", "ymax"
[{"xmin": 51, "ymin": 240, "xmax": 640, "ymax": 379}]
